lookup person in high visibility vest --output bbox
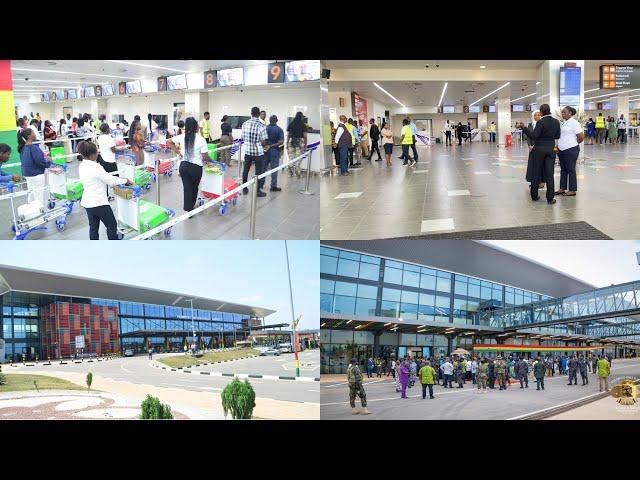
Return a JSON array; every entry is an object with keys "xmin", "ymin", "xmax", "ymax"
[
  {"xmin": 199, "ymin": 112, "xmax": 212, "ymax": 143},
  {"xmin": 400, "ymin": 118, "xmax": 415, "ymax": 167},
  {"xmin": 345, "ymin": 119, "xmax": 357, "ymax": 168},
  {"xmin": 488, "ymin": 122, "xmax": 497, "ymax": 143},
  {"xmin": 595, "ymin": 113, "xmax": 606, "ymax": 145}
]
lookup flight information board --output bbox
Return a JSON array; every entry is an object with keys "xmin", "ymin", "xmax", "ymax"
[
  {"xmin": 600, "ymin": 64, "xmax": 640, "ymax": 89},
  {"xmin": 559, "ymin": 66, "xmax": 581, "ymax": 107}
]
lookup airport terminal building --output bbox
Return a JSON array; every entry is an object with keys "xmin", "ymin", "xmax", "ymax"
[
  {"xmin": 320, "ymin": 241, "xmax": 640, "ymax": 374},
  {"xmin": 0, "ymin": 265, "xmax": 274, "ymax": 361}
]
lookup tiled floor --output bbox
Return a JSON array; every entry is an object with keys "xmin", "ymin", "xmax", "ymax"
[
  {"xmin": 2, "ymin": 157, "xmax": 319, "ymax": 240},
  {"xmin": 320, "ymin": 141, "xmax": 640, "ymax": 239}
]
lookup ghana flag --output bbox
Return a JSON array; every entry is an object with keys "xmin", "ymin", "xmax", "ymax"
[
  {"xmin": 0, "ymin": 60, "xmax": 20, "ymax": 176},
  {"xmin": 473, "ymin": 343, "xmax": 604, "ymax": 353}
]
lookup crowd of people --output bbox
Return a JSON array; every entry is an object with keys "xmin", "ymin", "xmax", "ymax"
[
  {"xmin": 348, "ymin": 352, "xmax": 613, "ymax": 414},
  {"xmin": 10, "ymin": 107, "xmax": 311, "ymax": 239},
  {"xmin": 584, "ymin": 113, "xmax": 628, "ymax": 145}
]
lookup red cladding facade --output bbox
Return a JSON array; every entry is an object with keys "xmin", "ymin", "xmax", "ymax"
[{"xmin": 40, "ymin": 302, "xmax": 120, "ymax": 358}]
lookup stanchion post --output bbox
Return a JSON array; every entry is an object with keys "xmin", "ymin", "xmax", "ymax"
[
  {"xmin": 299, "ymin": 149, "xmax": 315, "ymax": 195},
  {"xmin": 155, "ymin": 158, "xmax": 160, "ymax": 205},
  {"xmin": 249, "ymin": 178, "xmax": 258, "ymax": 239},
  {"xmin": 236, "ymin": 142, "xmax": 243, "ymax": 180}
]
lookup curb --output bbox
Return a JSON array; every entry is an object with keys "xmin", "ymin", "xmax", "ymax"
[
  {"xmin": 151, "ymin": 362, "xmax": 319, "ymax": 382},
  {"xmin": 509, "ymin": 391, "xmax": 610, "ymax": 420}
]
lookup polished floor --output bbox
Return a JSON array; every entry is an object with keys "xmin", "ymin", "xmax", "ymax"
[
  {"xmin": 2, "ymin": 156, "xmax": 319, "ymax": 240},
  {"xmin": 320, "ymin": 140, "xmax": 640, "ymax": 240}
]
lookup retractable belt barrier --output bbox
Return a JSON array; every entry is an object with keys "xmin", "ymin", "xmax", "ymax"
[{"xmin": 130, "ymin": 141, "xmax": 319, "ymax": 240}]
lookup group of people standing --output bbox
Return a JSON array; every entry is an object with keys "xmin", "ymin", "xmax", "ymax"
[
  {"xmin": 585, "ymin": 113, "xmax": 627, "ymax": 145},
  {"xmin": 348, "ymin": 352, "xmax": 614, "ymax": 415}
]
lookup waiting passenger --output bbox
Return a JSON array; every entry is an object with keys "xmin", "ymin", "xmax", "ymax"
[
  {"xmin": 19, "ymin": 128, "xmax": 51, "ymax": 208},
  {"xmin": 77, "ymin": 140, "xmax": 131, "ymax": 240},
  {"xmin": 0, "ymin": 143, "xmax": 21, "ymax": 184}
]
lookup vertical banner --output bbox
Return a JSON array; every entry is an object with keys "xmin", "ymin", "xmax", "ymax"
[
  {"xmin": 0, "ymin": 60, "xmax": 20, "ymax": 175},
  {"xmin": 351, "ymin": 92, "xmax": 368, "ymax": 125}
]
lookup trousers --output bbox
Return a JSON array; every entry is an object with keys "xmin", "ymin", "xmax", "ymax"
[{"xmin": 349, "ymin": 383, "xmax": 367, "ymax": 408}]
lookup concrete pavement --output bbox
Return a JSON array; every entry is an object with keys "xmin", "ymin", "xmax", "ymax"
[{"xmin": 320, "ymin": 358, "xmax": 640, "ymax": 420}]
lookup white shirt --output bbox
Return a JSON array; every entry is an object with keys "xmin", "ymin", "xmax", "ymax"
[
  {"xmin": 79, "ymin": 160, "xmax": 127, "ymax": 208},
  {"xmin": 60, "ymin": 124, "xmax": 68, "ymax": 136},
  {"xmin": 558, "ymin": 117, "xmax": 582, "ymax": 151},
  {"xmin": 440, "ymin": 361, "xmax": 453, "ymax": 375},
  {"xmin": 170, "ymin": 133, "xmax": 208, "ymax": 166},
  {"xmin": 444, "ymin": 122, "xmax": 451, "ymax": 132},
  {"xmin": 97, "ymin": 134, "xmax": 117, "ymax": 163},
  {"xmin": 471, "ymin": 360, "xmax": 478, "ymax": 373}
]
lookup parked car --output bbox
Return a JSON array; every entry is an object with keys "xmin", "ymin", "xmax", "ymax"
[
  {"xmin": 279, "ymin": 343, "xmax": 293, "ymax": 354},
  {"xmin": 261, "ymin": 347, "xmax": 281, "ymax": 356},
  {"xmin": 124, "ymin": 349, "xmax": 134, "ymax": 357}
]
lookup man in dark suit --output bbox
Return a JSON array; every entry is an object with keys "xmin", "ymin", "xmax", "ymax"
[
  {"xmin": 523, "ymin": 110, "xmax": 545, "ymax": 191},
  {"xmin": 518, "ymin": 104, "xmax": 561, "ymax": 204}
]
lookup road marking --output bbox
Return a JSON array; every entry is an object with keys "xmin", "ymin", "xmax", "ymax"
[{"xmin": 321, "ymin": 387, "xmax": 475, "ymax": 406}]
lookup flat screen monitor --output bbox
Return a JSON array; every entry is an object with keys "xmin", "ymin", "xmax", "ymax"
[
  {"xmin": 217, "ymin": 68, "xmax": 244, "ymax": 87},
  {"xmin": 469, "ymin": 105, "xmax": 480, "ymax": 113},
  {"xmin": 602, "ymin": 102, "xmax": 612, "ymax": 110},
  {"xmin": 489, "ymin": 105, "xmax": 496, "ymax": 113},
  {"xmin": 285, "ymin": 60, "xmax": 321, "ymax": 82},
  {"xmin": 84, "ymin": 86, "xmax": 95, "ymax": 97},
  {"xmin": 287, "ymin": 115, "xmax": 319, "ymax": 134},
  {"xmin": 67, "ymin": 89, "xmax": 77, "ymax": 99},
  {"xmin": 559, "ymin": 66, "xmax": 582, "ymax": 107},
  {"xmin": 42, "ymin": 92, "xmax": 50, "ymax": 102},
  {"xmin": 224, "ymin": 116, "xmax": 251, "ymax": 129},
  {"xmin": 126, "ymin": 80, "xmax": 142, "ymax": 94},
  {"xmin": 512, "ymin": 104, "xmax": 524, "ymax": 112},
  {"xmin": 101, "ymin": 83, "xmax": 114, "ymax": 96},
  {"xmin": 167, "ymin": 74, "xmax": 188, "ymax": 90},
  {"xmin": 54, "ymin": 89, "xmax": 64, "ymax": 100},
  {"xmin": 442, "ymin": 105, "xmax": 455, "ymax": 114}
]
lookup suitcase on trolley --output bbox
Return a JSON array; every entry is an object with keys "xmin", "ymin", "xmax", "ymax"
[
  {"xmin": 50, "ymin": 146, "xmax": 67, "ymax": 165},
  {"xmin": 138, "ymin": 199, "xmax": 171, "ymax": 232},
  {"xmin": 17, "ymin": 202, "xmax": 45, "ymax": 222},
  {"xmin": 52, "ymin": 179, "xmax": 83, "ymax": 200},
  {"xmin": 134, "ymin": 168, "xmax": 152, "ymax": 187},
  {"xmin": 207, "ymin": 143, "xmax": 218, "ymax": 161},
  {"xmin": 202, "ymin": 177, "xmax": 238, "ymax": 201},
  {"xmin": 146, "ymin": 159, "xmax": 173, "ymax": 175}
]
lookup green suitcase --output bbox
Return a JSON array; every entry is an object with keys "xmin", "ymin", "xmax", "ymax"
[
  {"xmin": 207, "ymin": 143, "xmax": 218, "ymax": 161},
  {"xmin": 50, "ymin": 146, "xmax": 67, "ymax": 165},
  {"xmin": 138, "ymin": 200, "xmax": 169, "ymax": 232},
  {"xmin": 52, "ymin": 179, "xmax": 84, "ymax": 200}
]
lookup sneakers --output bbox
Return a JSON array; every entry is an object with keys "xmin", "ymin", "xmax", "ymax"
[
  {"xmin": 270, "ymin": 187, "xmax": 282, "ymax": 192},
  {"xmin": 257, "ymin": 190, "xmax": 266, "ymax": 198},
  {"xmin": 402, "ymin": 162, "xmax": 408, "ymax": 167},
  {"xmin": 243, "ymin": 187, "xmax": 249, "ymax": 195},
  {"xmin": 409, "ymin": 159, "xmax": 416, "ymax": 167}
]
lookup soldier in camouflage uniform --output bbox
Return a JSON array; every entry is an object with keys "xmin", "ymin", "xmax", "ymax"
[
  {"xmin": 578, "ymin": 355, "xmax": 589, "ymax": 385},
  {"xmin": 567, "ymin": 354, "xmax": 579, "ymax": 386},
  {"xmin": 494, "ymin": 355, "xmax": 508, "ymax": 390},
  {"xmin": 347, "ymin": 358, "xmax": 371, "ymax": 415},
  {"xmin": 477, "ymin": 358, "xmax": 489, "ymax": 393}
]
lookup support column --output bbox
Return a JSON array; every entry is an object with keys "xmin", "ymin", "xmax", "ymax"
[
  {"xmin": 320, "ymin": 76, "xmax": 332, "ymax": 170},
  {"xmin": 615, "ymin": 93, "xmax": 629, "ymax": 136},
  {"xmin": 496, "ymin": 96, "xmax": 511, "ymax": 147},
  {"xmin": 477, "ymin": 112, "xmax": 488, "ymax": 140},
  {"xmin": 0, "ymin": 60, "xmax": 20, "ymax": 176}
]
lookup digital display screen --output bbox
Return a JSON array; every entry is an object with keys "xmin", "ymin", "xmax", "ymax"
[
  {"xmin": 101, "ymin": 83, "xmax": 114, "ymax": 96},
  {"xmin": 54, "ymin": 90, "xmax": 64, "ymax": 100},
  {"xmin": 217, "ymin": 68, "xmax": 244, "ymax": 87},
  {"xmin": 285, "ymin": 60, "xmax": 320, "ymax": 82},
  {"xmin": 42, "ymin": 92, "xmax": 50, "ymax": 102},
  {"xmin": 489, "ymin": 105, "xmax": 496, "ymax": 113},
  {"xmin": 559, "ymin": 66, "xmax": 582, "ymax": 107},
  {"xmin": 126, "ymin": 80, "xmax": 142, "ymax": 94},
  {"xmin": 512, "ymin": 104, "xmax": 524, "ymax": 112},
  {"xmin": 469, "ymin": 105, "xmax": 480, "ymax": 113},
  {"xmin": 167, "ymin": 74, "xmax": 188, "ymax": 90},
  {"xmin": 84, "ymin": 86, "xmax": 95, "ymax": 97},
  {"xmin": 67, "ymin": 89, "xmax": 77, "ymax": 99},
  {"xmin": 602, "ymin": 102, "xmax": 612, "ymax": 110},
  {"xmin": 442, "ymin": 106, "xmax": 455, "ymax": 114}
]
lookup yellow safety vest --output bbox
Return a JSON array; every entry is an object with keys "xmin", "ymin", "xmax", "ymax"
[
  {"xmin": 595, "ymin": 116, "xmax": 606, "ymax": 129},
  {"xmin": 488, "ymin": 124, "xmax": 496, "ymax": 133},
  {"xmin": 401, "ymin": 125, "xmax": 413, "ymax": 144},
  {"xmin": 200, "ymin": 119, "xmax": 211, "ymax": 138},
  {"xmin": 345, "ymin": 123, "xmax": 356, "ymax": 146}
]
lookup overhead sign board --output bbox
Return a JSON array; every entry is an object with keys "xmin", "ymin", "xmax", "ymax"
[{"xmin": 600, "ymin": 64, "xmax": 640, "ymax": 89}]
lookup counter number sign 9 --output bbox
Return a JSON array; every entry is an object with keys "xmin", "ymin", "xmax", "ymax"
[
  {"xmin": 268, "ymin": 62, "xmax": 285, "ymax": 83},
  {"xmin": 204, "ymin": 70, "xmax": 217, "ymax": 89}
]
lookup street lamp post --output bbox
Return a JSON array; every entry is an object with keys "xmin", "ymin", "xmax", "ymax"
[{"xmin": 189, "ymin": 298, "xmax": 196, "ymax": 353}]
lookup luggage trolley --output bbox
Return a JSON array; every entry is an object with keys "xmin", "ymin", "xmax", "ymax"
[
  {"xmin": 46, "ymin": 164, "xmax": 83, "ymax": 232},
  {"xmin": 116, "ymin": 151, "xmax": 153, "ymax": 190},
  {"xmin": 144, "ymin": 144, "xmax": 175, "ymax": 181},
  {"xmin": 1, "ymin": 180, "xmax": 71, "ymax": 239},
  {"xmin": 196, "ymin": 160, "xmax": 239, "ymax": 216},
  {"xmin": 113, "ymin": 184, "xmax": 176, "ymax": 239}
]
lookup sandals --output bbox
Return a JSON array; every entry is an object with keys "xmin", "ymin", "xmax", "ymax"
[
  {"xmin": 554, "ymin": 190, "xmax": 566, "ymax": 195},
  {"xmin": 564, "ymin": 191, "xmax": 576, "ymax": 196}
]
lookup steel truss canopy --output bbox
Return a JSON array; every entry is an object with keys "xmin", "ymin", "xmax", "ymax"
[{"xmin": 0, "ymin": 264, "xmax": 275, "ymax": 318}]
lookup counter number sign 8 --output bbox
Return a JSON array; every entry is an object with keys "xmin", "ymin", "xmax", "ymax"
[{"xmin": 204, "ymin": 70, "xmax": 217, "ymax": 89}]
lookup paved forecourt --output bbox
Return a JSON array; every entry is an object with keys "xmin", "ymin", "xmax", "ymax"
[{"xmin": 320, "ymin": 358, "xmax": 640, "ymax": 420}]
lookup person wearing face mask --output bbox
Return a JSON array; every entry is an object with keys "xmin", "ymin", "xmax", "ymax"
[
  {"xmin": 555, "ymin": 106, "xmax": 584, "ymax": 197},
  {"xmin": 517, "ymin": 104, "xmax": 561, "ymax": 204}
]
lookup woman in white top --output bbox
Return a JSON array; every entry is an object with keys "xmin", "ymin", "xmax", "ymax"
[
  {"xmin": 381, "ymin": 123, "xmax": 394, "ymax": 167},
  {"xmin": 555, "ymin": 106, "xmax": 584, "ymax": 197},
  {"xmin": 166, "ymin": 117, "xmax": 210, "ymax": 212},
  {"xmin": 77, "ymin": 140, "xmax": 131, "ymax": 240}
]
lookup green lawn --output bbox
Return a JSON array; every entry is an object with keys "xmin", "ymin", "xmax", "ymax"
[
  {"xmin": 158, "ymin": 349, "xmax": 263, "ymax": 369},
  {"xmin": 0, "ymin": 374, "xmax": 85, "ymax": 392}
]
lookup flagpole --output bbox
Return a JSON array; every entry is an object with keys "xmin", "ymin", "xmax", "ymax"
[{"xmin": 284, "ymin": 241, "xmax": 299, "ymax": 377}]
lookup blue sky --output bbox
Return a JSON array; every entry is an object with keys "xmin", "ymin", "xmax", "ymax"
[
  {"xmin": 0, "ymin": 240, "xmax": 319, "ymax": 330},
  {"xmin": 484, "ymin": 241, "xmax": 640, "ymax": 287}
]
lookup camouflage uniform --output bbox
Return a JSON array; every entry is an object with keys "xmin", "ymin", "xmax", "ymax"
[
  {"xmin": 477, "ymin": 362, "xmax": 489, "ymax": 391},
  {"xmin": 578, "ymin": 358, "xmax": 589, "ymax": 385},
  {"xmin": 347, "ymin": 364, "xmax": 367, "ymax": 408},
  {"xmin": 567, "ymin": 357, "xmax": 579, "ymax": 385},
  {"xmin": 494, "ymin": 357, "xmax": 507, "ymax": 390}
]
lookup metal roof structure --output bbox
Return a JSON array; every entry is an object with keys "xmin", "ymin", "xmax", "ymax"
[{"xmin": 0, "ymin": 264, "xmax": 275, "ymax": 318}]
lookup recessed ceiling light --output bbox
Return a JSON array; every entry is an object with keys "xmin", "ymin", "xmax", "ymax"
[
  {"xmin": 12, "ymin": 67, "xmax": 136, "ymax": 80},
  {"xmin": 480, "ymin": 65, "xmax": 486, "ymax": 69},
  {"xmin": 373, "ymin": 82, "xmax": 406, "ymax": 108}
]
